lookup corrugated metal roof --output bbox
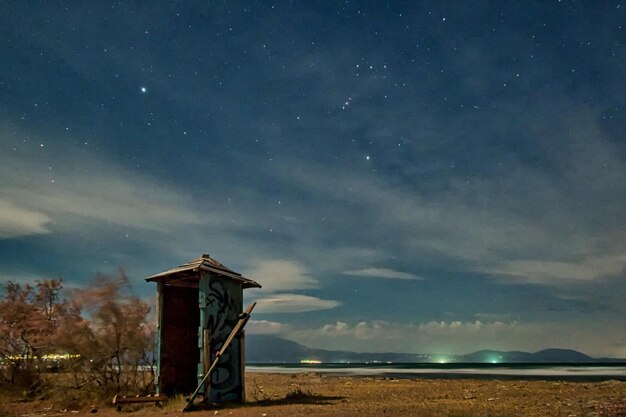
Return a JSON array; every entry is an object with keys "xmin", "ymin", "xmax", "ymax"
[{"xmin": 146, "ymin": 254, "xmax": 261, "ymax": 289}]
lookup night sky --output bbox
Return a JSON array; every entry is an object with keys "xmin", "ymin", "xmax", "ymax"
[{"xmin": 1, "ymin": 2, "xmax": 625, "ymax": 357}]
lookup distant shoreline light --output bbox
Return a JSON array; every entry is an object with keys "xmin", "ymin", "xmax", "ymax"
[
  {"xmin": 3, "ymin": 353, "xmax": 81, "ymax": 361},
  {"xmin": 300, "ymin": 359, "xmax": 322, "ymax": 364}
]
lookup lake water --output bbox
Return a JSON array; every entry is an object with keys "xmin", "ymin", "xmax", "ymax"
[{"xmin": 248, "ymin": 363, "xmax": 626, "ymax": 381}]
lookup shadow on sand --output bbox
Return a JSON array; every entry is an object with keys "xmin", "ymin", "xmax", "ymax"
[
  {"xmin": 183, "ymin": 388, "xmax": 346, "ymax": 411},
  {"xmin": 250, "ymin": 389, "xmax": 346, "ymax": 407}
]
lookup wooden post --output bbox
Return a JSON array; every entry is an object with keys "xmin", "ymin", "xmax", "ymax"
[
  {"xmin": 155, "ymin": 281, "xmax": 164, "ymax": 393},
  {"xmin": 240, "ymin": 330, "xmax": 246, "ymax": 402},
  {"xmin": 203, "ymin": 329, "xmax": 211, "ymax": 397},
  {"xmin": 198, "ymin": 273, "xmax": 209, "ymax": 394}
]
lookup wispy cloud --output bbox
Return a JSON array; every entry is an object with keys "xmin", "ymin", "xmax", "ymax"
[
  {"xmin": 0, "ymin": 199, "xmax": 51, "ymax": 238},
  {"xmin": 243, "ymin": 259, "xmax": 319, "ymax": 292},
  {"xmin": 0, "ymin": 143, "xmax": 210, "ymax": 239},
  {"xmin": 0, "ymin": 126, "xmax": 268, "ymax": 287},
  {"xmin": 488, "ymin": 255, "xmax": 626, "ymax": 284},
  {"xmin": 343, "ymin": 267, "xmax": 422, "ymax": 280},
  {"xmin": 242, "ymin": 259, "xmax": 340, "ymax": 314},
  {"xmin": 266, "ymin": 104, "xmax": 626, "ymax": 291},
  {"xmin": 254, "ymin": 293, "xmax": 340, "ymax": 314}
]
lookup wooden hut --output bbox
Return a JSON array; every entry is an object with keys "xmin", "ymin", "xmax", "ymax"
[{"xmin": 146, "ymin": 254, "xmax": 261, "ymax": 403}]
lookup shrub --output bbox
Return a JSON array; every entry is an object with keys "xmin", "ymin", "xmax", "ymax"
[{"xmin": 0, "ymin": 272, "xmax": 155, "ymax": 403}]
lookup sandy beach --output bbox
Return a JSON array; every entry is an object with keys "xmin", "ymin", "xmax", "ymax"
[
  {"xmin": 238, "ymin": 372, "xmax": 625, "ymax": 417},
  {"xmin": 3, "ymin": 372, "xmax": 625, "ymax": 417}
]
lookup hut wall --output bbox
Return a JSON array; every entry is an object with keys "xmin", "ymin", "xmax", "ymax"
[
  {"xmin": 199, "ymin": 274, "xmax": 244, "ymax": 402},
  {"xmin": 159, "ymin": 285, "xmax": 199, "ymax": 395}
]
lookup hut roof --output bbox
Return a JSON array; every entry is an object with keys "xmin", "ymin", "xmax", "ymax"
[{"xmin": 146, "ymin": 254, "xmax": 261, "ymax": 289}]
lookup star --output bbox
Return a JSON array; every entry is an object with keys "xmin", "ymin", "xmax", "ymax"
[
  {"xmin": 366, "ymin": 155, "xmax": 370, "ymax": 160},
  {"xmin": 140, "ymin": 86, "xmax": 147, "ymax": 93}
]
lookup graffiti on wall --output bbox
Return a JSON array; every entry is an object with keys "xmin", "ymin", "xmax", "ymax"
[{"xmin": 201, "ymin": 276, "xmax": 243, "ymax": 402}]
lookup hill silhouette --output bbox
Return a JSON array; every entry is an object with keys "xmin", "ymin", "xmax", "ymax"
[{"xmin": 246, "ymin": 335, "xmax": 625, "ymax": 363}]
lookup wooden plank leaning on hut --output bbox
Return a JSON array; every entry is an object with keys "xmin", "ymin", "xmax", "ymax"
[{"xmin": 182, "ymin": 302, "xmax": 256, "ymax": 412}]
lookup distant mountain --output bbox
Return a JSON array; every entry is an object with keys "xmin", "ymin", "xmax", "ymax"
[
  {"xmin": 246, "ymin": 335, "xmax": 425, "ymax": 363},
  {"xmin": 530, "ymin": 348, "xmax": 595, "ymax": 362},
  {"xmin": 245, "ymin": 335, "xmax": 312, "ymax": 363},
  {"xmin": 245, "ymin": 335, "xmax": 626, "ymax": 364},
  {"xmin": 459, "ymin": 349, "xmax": 533, "ymax": 363},
  {"xmin": 458, "ymin": 348, "xmax": 596, "ymax": 363}
]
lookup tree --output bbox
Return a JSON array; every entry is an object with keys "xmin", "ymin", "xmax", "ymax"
[
  {"xmin": 0, "ymin": 279, "xmax": 64, "ymax": 386},
  {"xmin": 35, "ymin": 279, "xmax": 63, "ymax": 322},
  {"xmin": 0, "ymin": 273, "xmax": 155, "ymax": 398},
  {"xmin": 69, "ymin": 271, "xmax": 155, "ymax": 394}
]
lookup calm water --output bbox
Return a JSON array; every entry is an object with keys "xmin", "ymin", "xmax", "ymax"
[{"xmin": 248, "ymin": 363, "xmax": 626, "ymax": 381}]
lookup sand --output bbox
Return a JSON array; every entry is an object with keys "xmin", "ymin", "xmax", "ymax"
[{"xmin": 2, "ymin": 372, "xmax": 625, "ymax": 417}]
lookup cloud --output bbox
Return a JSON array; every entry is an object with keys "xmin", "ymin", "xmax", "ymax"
[
  {"xmin": 254, "ymin": 293, "xmax": 340, "ymax": 313},
  {"xmin": 316, "ymin": 321, "xmax": 384, "ymax": 340},
  {"xmin": 0, "ymin": 199, "xmax": 51, "ymax": 238},
  {"xmin": 0, "ymin": 149, "xmax": 208, "ymax": 237},
  {"xmin": 417, "ymin": 320, "xmax": 515, "ymax": 335},
  {"xmin": 488, "ymin": 254, "xmax": 626, "ymax": 284},
  {"xmin": 0, "ymin": 127, "xmax": 273, "ymax": 289},
  {"xmin": 247, "ymin": 319, "xmax": 288, "ymax": 335},
  {"xmin": 266, "ymin": 104, "xmax": 626, "ymax": 291},
  {"xmin": 243, "ymin": 259, "xmax": 319, "ymax": 292},
  {"xmin": 299, "ymin": 320, "xmax": 516, "ymax": 341},
  {"xmin": 343, "ymin": 267, "xmax": 422, "ymax": 280},
  {"xmin": 242, "ymin": 260, "xmax": 341, "ymax": 314}
]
